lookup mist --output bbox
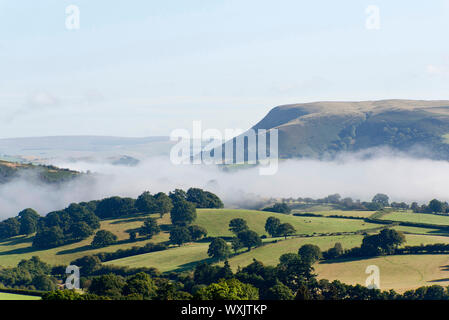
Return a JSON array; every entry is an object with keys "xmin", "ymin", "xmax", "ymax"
[{"xmin": 1, "ymin": 149, "xmax": 449, "ymax": 219}]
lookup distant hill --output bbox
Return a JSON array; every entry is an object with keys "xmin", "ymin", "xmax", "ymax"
[
  {"xmin": 0, "ymin": 160, "xmax": 80, "ymax": 184},
  {"xmin": 0, "ymin": 136, "xmax": 173, "ymax": 164},
  {"xmin": 248, "ymin": 99, "xmax": 449, "ymax": 159}
]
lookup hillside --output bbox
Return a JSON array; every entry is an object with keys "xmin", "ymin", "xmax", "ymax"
[
  {"xmin": 0, "ymin": 160, "xmax": 80, "ymax": 184},
  {"xmin": 246, "ymin": 99, "xmax": 449, "ymax": 159}
]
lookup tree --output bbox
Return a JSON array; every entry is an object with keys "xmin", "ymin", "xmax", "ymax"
[
  {"xmin": 123, "ymin": 272, "xmax": 157, "ymax": 299},
  {"xmin": 188, "ymin": 225, "xmax": 208, "ymax": 241},
  {"xmin": 95, "ymin": 196, "xmax": 136, "ymax": 218},
  {"xmin": 231, "ymin": 237, "xmax": 243, "ymax": 253},
  {"xmin": 208, "ymin": 238, "xmax": 231, "ymax": 260},
  {"xmin": 277, "ymin": 223, "xmax": 296, "ymax": 239},
  {"xmin": 18, "ymin": 208, "xmax": 40, "ymax": 235},
  {"xmin": 139, "ymin": 217, "xmax": 161, "ymax": 239},
  {"xmin": 372, "ymin": 193, "xmax": 389, "ymax": 207},
  {"xmin": 411, "ymin": 202, "xmax": 420, "ymax": 213},
  {"xmin": 361, "ymin": 229, "xmax": 405, "ymax": 256},
  {"xmin": 169, "ymin": 227, "xmax": 192, "ymax": 246},
  {"xmin": 237, "ymin": 230, "xmax": 262, "ymax": 251},
  {"xmin": 170, "ymin": 199, "xmax": 197, "ymax": 226},
  {"xmin": 186, "ymin": 188, "xmax": 224, "ymax": 208},
  {"xmin": 135, "ymin": 191, "xmax": 157, "ymax": 213},
  {"xmin": 0, "ymin": 217, "xmax": 20, "ymax": 239},
  {"xmin": 194, "ymin": 278, "xmax": 259, "ymax": 300},
  {"xmin": 229, "ymin": 218, "xmax": 249, "ymax": 235},
  {"xmin": 91, "ymin": 230, "xmax": 118, "ymax": 248},
  {"xmin": 129, "ymin": 230, "xmax": 137, "ymax": 241},
  {"xmin": 276, "ymin": 253, "xmax": 315, "ymax": 291},
  {"xmin": 69, "ymin": 221, "xmax": 94, "ymax": 240},
  {"xmin": 32, "ymin": 226, "xmax": 64, "ymax": 249},
  {"xmin": 264, "ymin": 217, "xmax": 281, "ymax": 237},
  {"xmin": 263, "ymin": 203, "xmax": 291, "ymax": 214},
  {"xmin": 265, "ymin": 281, "xmax": 294, "ymax": 300},
  {"xmin": 429, "ymin": 199, "xmax": 444, "ymax": 213},
  {"xmin": 169, "ymin": 189, "xmax": 187, "ymax": 203},
  {"xmin": 71, "ymin": 255, "xmax": 101, "ymax": 275},
  {"xmin": 154, "ymin": 192, "xmax": 173, "ymax": 218},
  {"xmin": 298, "ymin": 244, "xmax": 322, "ymax": 264},
  {"xmin": 89, "ymin": 273, "xmax": 126, "ymax": 297},
  {"xmin": 324, "ymin": 242, "xmax": 344, "ymax": 259}
]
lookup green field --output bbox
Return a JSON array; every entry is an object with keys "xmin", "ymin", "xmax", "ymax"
[
  {"xmin": 307, "ymin": 210, "xmax": 376, "ymax": 218},
  {"xmin": 3, "ymin": 207, "xmax": 449, "ymax": 293},
  {"xmin": 0, "ymin": 292, "xmax": 41, "ymax": 300},
  {"xmin": 381, "ymin": 211, "xmax": 449, "ymax": 226},
  {"xmin": 196, "ymin": 209, "xmax": 381, "ymax": 237},
  {"xmin": 105, "ymin": 242, "xmax": 211, "ymax": 272},
  {"xmin": 315, "ymin": 254, "xmax": 449, "ymax": 293},
  {"xmin": 0, "ymin": 213, "xmax": 171, "ymax": 267}
]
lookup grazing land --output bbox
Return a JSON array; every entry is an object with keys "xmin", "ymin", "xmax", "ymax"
[{"xmin": 0, "ymin": 292, "xmax": 41, "ymax": 300}]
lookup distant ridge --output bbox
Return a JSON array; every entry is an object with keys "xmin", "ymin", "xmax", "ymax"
[{"xmin": 246, "ymin": 99, "xmax": 449, "ymax": 159}]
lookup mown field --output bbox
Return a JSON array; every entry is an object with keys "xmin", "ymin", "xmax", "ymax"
[
  {"xmin": 196, "ymin": 209, "xmax": 381, "ymax": 237},
  {"xmin": 315, "ymin": 254, "xmax": 449, "ymax": 293},
  {"xmin": 0, "ymin": 292, "xmax": 41, "ymax": 300}
]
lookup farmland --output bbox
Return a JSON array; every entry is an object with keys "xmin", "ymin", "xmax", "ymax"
[{"xmin": 2, "ymin": 207, "xmax": 449, "ymax": 293}]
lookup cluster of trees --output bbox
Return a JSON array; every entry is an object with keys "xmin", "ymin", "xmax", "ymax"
[
  {"xmin": 287, "ymin": 193, "xmax": 395, "ymax": 211},
  {"xmin": 411, "ymin": 199, "xmax": 449, "ymax": 214},
  {"xmin": 0, "ymin": 188, "xmax": 223, "ymax": 251},
  {"xmin": 322, "ymin": 229, "xmax": 406, "ymax": 260},
  {"xmin": 284, "ymin": 193, "xmax": 449, "ymax": 215},
  {"xmin": 186, "ymin": 188, "xmax": 224, "ymax": 209},
  {"xmin": 33, "ymin": 203, "xmax": 101, "ymax": 249},
  {"xmin": 0, "ymin": 208, "xmax": 41, "ymax": 239},
  {"xmin": 0, "ymin": 256, "xmax": 57, "ymax": 291},
  {"xmin": 205, "ymin": 218, "xmax": 268, "ymax": 261},
  {"xmin": 262, "ymin": 203, "xmax": 291, "ymax": 214},
  {"xmin": 228, "ymin": 218, "xmax": 262, "ymax": 252},
  {"xmin": 264, "ymin": 217, "xmax": 297, "ymax": 239}
]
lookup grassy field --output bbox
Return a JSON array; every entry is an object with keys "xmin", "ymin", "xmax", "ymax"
[
  {"xmin": 0, "ymin": 213, "xmax": 170, "ymax": 267},
  {"xmin": 315, "ymin": 254, "xmax": 449, "ymax": 293},
  {"xmin": 196, "ymin": 209, "xmax": 381, "ymax": 237},
  {"xmin": 104, "ymin": 231, "xmax": 449, "ymax": 274},
  {"xmin": 381, "ymin": 211, "xmax": 449, "ymax": 226},
  {"xmin": 305, "ymin": 210, "xmax": 376, "ymax": 218},
  {"xmin": 105, "ymin": 242, "xmax": 211, "ymax": 272},
  {"xmin": 0, "ymin": 292, "xmax": 41, "ymax": 300},
  {"xmin": 3, "ymin": 207, "xmax": 449, "ymax": 293}
]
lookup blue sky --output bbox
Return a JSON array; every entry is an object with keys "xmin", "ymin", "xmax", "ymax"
[{"xmin": 1, "ymin": 0, "xmax": 449, "ymax": 138}]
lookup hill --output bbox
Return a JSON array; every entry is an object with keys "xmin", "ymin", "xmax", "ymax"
[
  {"xmin": 0, "ymin": 160, "xmax": 80, "ymax": 184},
  {"xmin": 0, "ymin": 135, "xmax": 173, "ymax": 164},
  {"xmin": 244, "ymin": 99, "xmax": 449, "ymax": 159}
]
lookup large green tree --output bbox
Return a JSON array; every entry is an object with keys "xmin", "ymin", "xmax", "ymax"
[
  {"xmin": 139, "ymin": 217, "xmax": 161, "ymax": 239},
  {"xmin": 264, "ymin": 217, "xmax": 281, "ymax": 237},
  {"xmin": 208, "ymin": 238, "xmax": 231, "ymax": 260},
  {"xmin": 91, "ymin": 230, "xmax": 118, "ymax": 248},
  {"xmin": 170, "ymin": 199, "xmax": 197, "ymax": 226},
  {"xmin": 229, "ymin": 218, "xmax": 249, "ymax": 235}
]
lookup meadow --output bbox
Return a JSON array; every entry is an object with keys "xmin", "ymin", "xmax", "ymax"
[{"xmin": 0, "ymin": 292, "xmax": 41, "ymax": 300}]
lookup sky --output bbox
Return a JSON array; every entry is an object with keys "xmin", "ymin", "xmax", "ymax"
[{"xmin": 1, "ymin": 0, "xmax": 449, "ymax": 138}]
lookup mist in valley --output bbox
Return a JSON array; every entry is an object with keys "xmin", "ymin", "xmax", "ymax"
[{"xmin": 1, "ymin": 148, "xmax": 448, "ymax": 219}]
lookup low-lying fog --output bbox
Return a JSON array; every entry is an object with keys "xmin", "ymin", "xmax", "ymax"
[{"xmin": 1, "ymin": 148, "xmax": 448, "ymax": 218}]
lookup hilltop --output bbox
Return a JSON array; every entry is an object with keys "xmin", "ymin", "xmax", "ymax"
[{"xmin": 249, "ymin": 99, "xmax": 449, "ymax": 159}]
